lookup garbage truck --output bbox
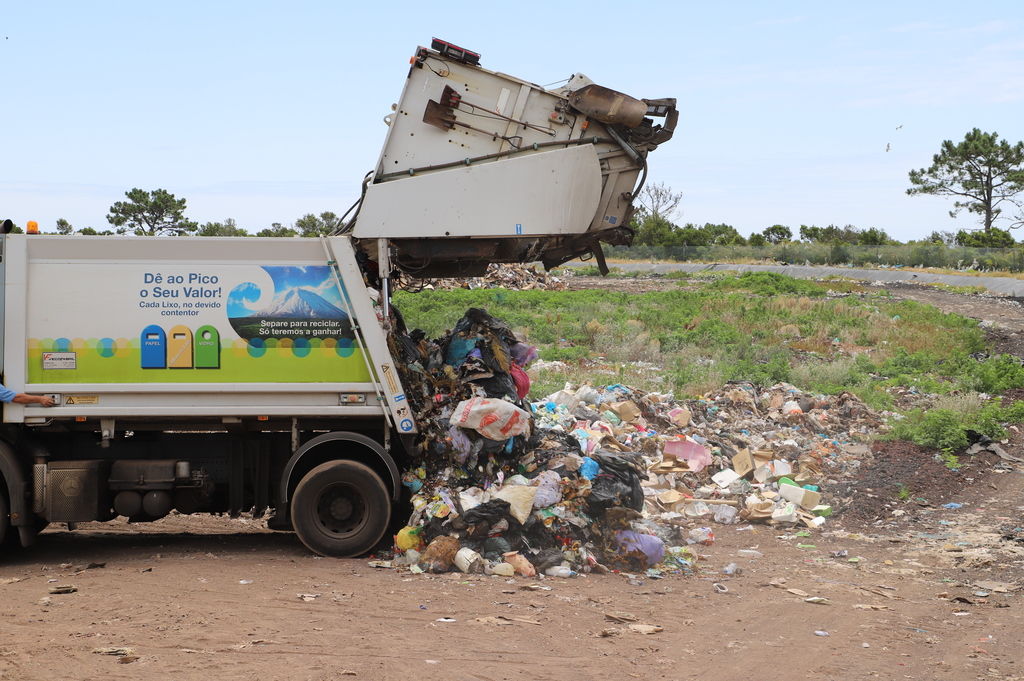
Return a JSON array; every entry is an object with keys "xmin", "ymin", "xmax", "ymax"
[{"xmin": 0, "ymin": 39, "xmax": 676, "ymax": 557}]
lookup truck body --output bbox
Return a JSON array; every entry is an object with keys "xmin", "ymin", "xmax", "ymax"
[{"xmin": 0, "ymin": 40, "xmax": 675, "ymax": 557}]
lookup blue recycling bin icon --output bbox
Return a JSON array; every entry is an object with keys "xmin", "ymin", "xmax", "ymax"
[{"xmin": 141, "ymin": 325, "xmax": 167, "ymax": 369}]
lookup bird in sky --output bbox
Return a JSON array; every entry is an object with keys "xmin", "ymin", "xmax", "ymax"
[
  {"xmin": 886, "ymin": 143, "xmax": 891, "ymax": 152},
  {"xmin": 896, "ymin": 124, "xmax": 903, "ymax": 130}
]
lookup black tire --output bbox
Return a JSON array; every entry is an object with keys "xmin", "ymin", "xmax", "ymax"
[
  {"xmin": 0, "ymin": 490, "xmax": 8, "ymax": 548},
  {"xmin": 291, "ymin": 460, "xmax": 391, "ymax": 557}
]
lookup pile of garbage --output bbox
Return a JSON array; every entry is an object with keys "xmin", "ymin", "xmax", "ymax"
[
  {"xmin": 398, "ymin": 264, "xmax": 565, "ymax": 291},
  {"xmin": 386, "ymin": 307, "xmax": 881, "ymax": 577}
]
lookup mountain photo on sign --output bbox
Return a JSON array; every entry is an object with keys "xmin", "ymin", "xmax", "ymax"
[{"xmin": 227, "ymin": 266, "xmax": 353, "ymax": 342}]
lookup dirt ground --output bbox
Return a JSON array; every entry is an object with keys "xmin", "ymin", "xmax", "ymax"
[
  {"xmin": 2, "ymin": 278, "xmax": 1024, "ymax": 681},
  {"xmin": 2, "ymin": 471, "xmax": 1023, "ymax": 681}
]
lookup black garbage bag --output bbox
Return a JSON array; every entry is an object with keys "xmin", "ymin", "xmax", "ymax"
[
  {"xmin": 588, "ymin": 475, "xmax": 639, "ymax": 513},
  {"xmin": 526, "ymin": 428, "xmax": 582, "ymax": 455},
  {"xmin": 418, "ymin": 515, "xmax": 452, "ymax": 546},
  {"xmin": 450, "ymin": 308, "xmax": 517, "ymax": 344},
  {"xmin": 443, "ymin": 308, "xmax": 518, "ymax": 371},
  {"xmin": 462, "ymin": 499, "xmax": 513, "ymax": 526},
  {"xmin": 529, "ymin": 547, "xmax": 566, "ymax": 571},
  {"xmin": 586, "ymin": 450, "xmax": 646, "ymax": 514},
  {"xmin": 472, "ymin": 372, "xmax": 519, "ymax": 401},
  {"xmin": 481, "ymin": 536, "xmax": 513, "ymax": 561}
]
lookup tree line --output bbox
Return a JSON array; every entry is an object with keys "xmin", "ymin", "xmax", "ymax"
[
  {"xmin": 634, "ymin": 127, "xmax": 1024, "ymax": 249},
  {"xmin": 7, "ymin": 188, "xmax": 345, "ymax": 238}
]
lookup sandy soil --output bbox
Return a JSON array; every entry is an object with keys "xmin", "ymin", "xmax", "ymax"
[
  {"xmin": 1, "ymin": 460, "xmax": 1022, "ymax": 681},
  {"xmin": 2, "ymin": 278, "xmax": 1023, "ymax": 681}
]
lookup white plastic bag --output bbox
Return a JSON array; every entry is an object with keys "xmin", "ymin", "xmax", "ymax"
[
  {"xmin": 712, "ymin": 504, "xmax": 739, "ymax": 525},
  {"xmin": 451, "ymin": 397, "xmax": 532, "ymax": 440},
  {"xmin": 493, "ymin": 485, "xmax": 538, "ymax": 524},
  {"xmin": 532, "ymin": 470, "xmax": 562, "ymax": 508}
]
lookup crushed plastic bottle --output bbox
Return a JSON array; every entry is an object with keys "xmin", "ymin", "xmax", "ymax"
[
  {"xmin": 722, "ymin": 562, "xmax": 741, "ymax": 575},
  {"xmin": 544, "ymin": 565, "xmax": 573, "ymax": 578},
  {"xmin": 712, "ymin": 504, "xmax": 739, "ymax": 525},
  {"xmin": 686, "ymin": 527, "xmax": 715, "ymax": 546}
]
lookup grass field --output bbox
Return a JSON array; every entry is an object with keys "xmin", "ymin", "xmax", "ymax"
[
  {"xmin": 396, "ymin": 272, "xmax": 992, "ymax": 403},
  {"xmin": 395, "ymin": 272, "xmax": 1024, "ymax": 458}
]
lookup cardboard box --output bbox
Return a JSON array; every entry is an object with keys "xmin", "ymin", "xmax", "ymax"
[{"xmin": 732, "ymin": 449, "xmax": 755, "ymax": 478}]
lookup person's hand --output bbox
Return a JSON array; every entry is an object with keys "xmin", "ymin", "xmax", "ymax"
[{"xmin": 37, "ymin": 395, "xmax": 55, "ymax": 407}]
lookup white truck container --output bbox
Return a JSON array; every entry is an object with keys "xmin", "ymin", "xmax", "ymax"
[{"xmin": 0, "ymin": 40, "xmax": 675, "ymax": 557}]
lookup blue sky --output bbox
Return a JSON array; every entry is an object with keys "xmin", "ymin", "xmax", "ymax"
[{"xmin": 2, "ymin": 2, "xmax": 1022, "ymax": 241}]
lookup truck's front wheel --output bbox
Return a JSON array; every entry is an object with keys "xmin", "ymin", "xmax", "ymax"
[
  {"xmin": 0, "ymin": 491, "xmax": 8, "ymax": 548},
  {"xmin": 291, "ymin": 460, "xmax": 391, "ymax": 557}
]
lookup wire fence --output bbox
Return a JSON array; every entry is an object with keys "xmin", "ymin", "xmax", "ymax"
[{"xmin": 605, "ymin": 243, "xmax": 1024, "ymax": 272}]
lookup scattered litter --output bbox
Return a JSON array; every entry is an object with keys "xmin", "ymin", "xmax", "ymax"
[
  {"xmin": 474, "ymin": 615, "xmax": 541, "ymax": 626},
  {"xmin": 93, "ymin": 647, "xmax": 134, "ymax": 656},
  {"xmin": 814, "ymin": 630, "xmax": 830, "ymax": 637},
  {"xmin": 604, "ymin": 612, "xmax": 640, "ymax": 624},
  {"xmin": 297, "ymin": 593, "xmax": 321, "ymax": 602},
  {"xmin": 966, "ymin": 438, "xmax": 1024, "ymax": 464},
  {"xmin": 238, "ymin": 579, "xmax": 254, "ymax": 585},
  {"xmin": 628, "ymin": 624, "xmax": 664, "ymax": 635},
  {"xmin": 403, "ymin": 264, "xmax": 566, "ymax": 293},
  {"xmin": 973, "ymin": 580, "xmax": 1018, "ymax": 593},
  {"xmin": 381, "ymin": 306, "xmax": 883, "ymax": 579},
  {"xmin": 435, "ymin": 617, "xmax": 457, "ymax": 623},
  {"xmin": 48, "ymin": 585, "xmax": 77, "ymax": 594}
]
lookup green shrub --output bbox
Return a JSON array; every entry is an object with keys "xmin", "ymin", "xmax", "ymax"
[
  {"xmin": 708, "ymin": 271, "xmax": 825, "ymax": 297},
  {"xmin": 540, "ymin": 346, "xmax": 590, "ymax": 362},
  {"xmin": 683, "ymin": 318, "xmax": 744, "ymax": 345},
  {"xmin": 958, "ymin": 354, "xmax": 1024, "ymax": 393},
  {"xmin": 889, "ymin": 400, "xmax": 1024, "ymax": 457}
]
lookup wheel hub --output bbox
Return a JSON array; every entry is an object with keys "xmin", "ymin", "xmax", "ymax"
[
  {"xmin": 316, "ymin": 485, "xmax": 366, "ymax": 536},
  {"xmin": 329, "ymin": 496, "xmax": 353, "ymax": 520}
]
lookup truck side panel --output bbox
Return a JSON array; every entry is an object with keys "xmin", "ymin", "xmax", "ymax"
[{"xmin": 4, "ymin": 236, "xmax": 383, "ymax": 422}]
